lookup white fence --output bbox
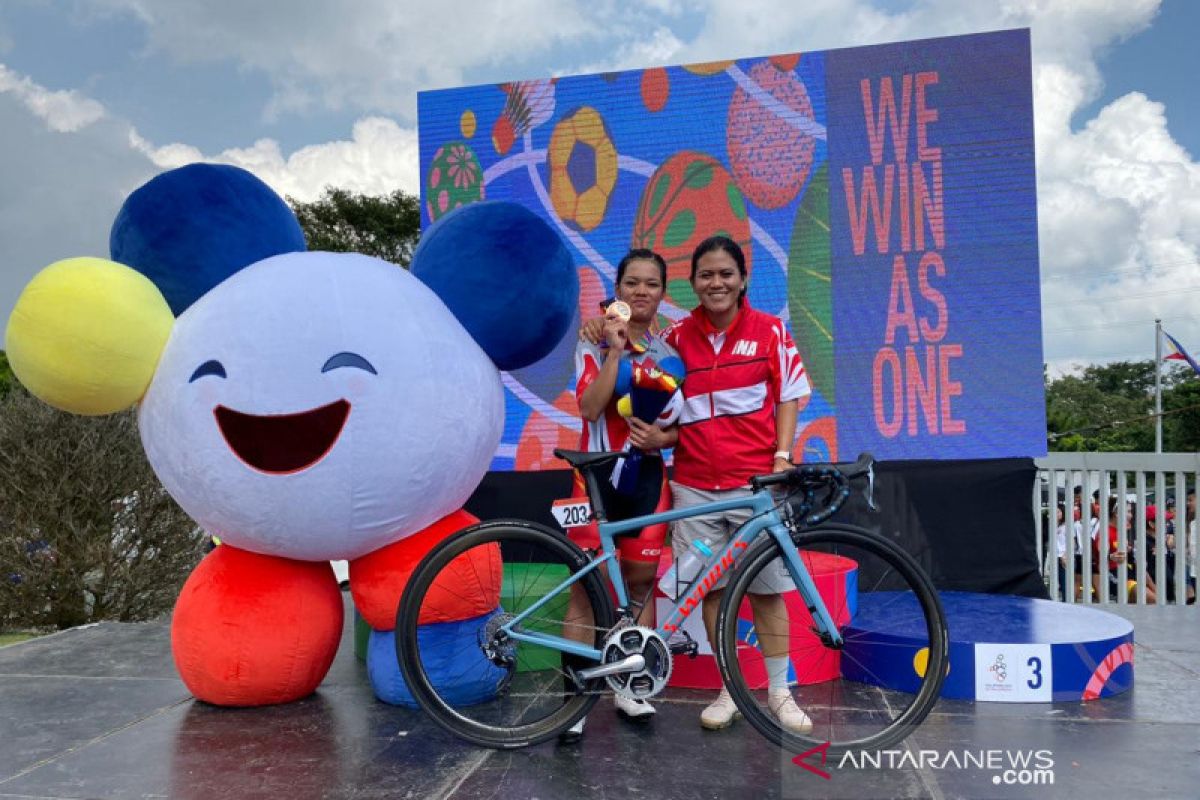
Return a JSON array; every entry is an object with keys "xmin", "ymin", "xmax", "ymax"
[{"xmin": 1034, "ymin": 453, "xmax": 1198, "ymax": 607}]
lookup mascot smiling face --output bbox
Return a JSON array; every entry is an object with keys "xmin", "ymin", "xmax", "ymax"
[{"xmin": 139, "ymin": 252, "xmax": 504, "ymax": 561}]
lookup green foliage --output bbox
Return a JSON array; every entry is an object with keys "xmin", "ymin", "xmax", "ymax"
[
  {"xmin": 1164, "ymin": 379, "xmax": 1200, "ymax": 451},
  {"xmin": 288, "ymin": 188, "xmax": 421, "ymax": 267},
  {"xmin": 0, "ymin": 351, "xmax": 13, "ymax": 399},
  {"xmin": 1046, "ymin": 360, "xmax": 1198, "ymax": 452},
  {"xmin": 0, "ymin": 386, "xmax": 206, "ymax": 629},
  {"xmin": 0, "ymin": 632, "xmax": 37, "ymax": 646},
  {"xmin": 1078, "ymin": 360, "xmax": 1157, "ymax": 400}
]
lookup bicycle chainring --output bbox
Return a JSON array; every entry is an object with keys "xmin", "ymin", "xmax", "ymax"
[{"xmin": 601, "ymin": 625, "xmax": 672, "ymax": 700}]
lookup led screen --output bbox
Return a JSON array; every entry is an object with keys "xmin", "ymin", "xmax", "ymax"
[{"xmin": 417, "ymin": 28, "xmax": 1044, "ymax": 468}]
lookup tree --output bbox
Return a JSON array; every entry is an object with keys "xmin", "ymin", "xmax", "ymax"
[
  {"xmin": 1046, "ymin": 373, "xmax": 1153, "ymax": 452},
  {"xmin": 1045, "ymin": 359, "xmax": 1198, "ymax": 452},
  {"xmin": 1164, "ymin": 379, "xmax": 1200, "ymax": 452},
  {"xmin": 0, "ymin": 351, "xmax": 12, "ymax": 399},
  {"xmin": 1078, "ymin": 360, "xmax": 1156, "ymax": 400},
  {"xmin": 288, "ymin": 188, "xmax": 421, "ymax": 267},
  {"xmin": 0, "ymin": 387, "xmax": 206, "ymax": 629}
]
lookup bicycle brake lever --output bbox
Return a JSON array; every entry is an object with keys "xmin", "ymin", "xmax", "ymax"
[{"xmin": 864, "ymin": 462, "xmax": 878, "ymax": 512}]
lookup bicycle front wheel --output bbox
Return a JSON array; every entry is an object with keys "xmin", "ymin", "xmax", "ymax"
[
  {"xmin": 716, "ymin": 524, "xmax": 947, "ymax": 755},
  {"xmin": 396, "ymin": 519, "xmax": 615, "ymax": 749}
]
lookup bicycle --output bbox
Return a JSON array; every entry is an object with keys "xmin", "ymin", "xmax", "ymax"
[{"xmin": 395, "ymin": 450, "xmax": 947, "ymax": 754}]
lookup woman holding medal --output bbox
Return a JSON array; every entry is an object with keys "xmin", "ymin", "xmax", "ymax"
[
  {"xmin": 559, "ymin": 248, "xmax": 682, "ymax": 742},
  {"xmin": 580, "ymin": 235, "xmax": 812, "ymax": 734}
]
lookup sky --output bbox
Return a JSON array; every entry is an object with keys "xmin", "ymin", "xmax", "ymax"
[{"xmin": 0, "ymin": 0, "xmax": 1197, "ymax": 376}]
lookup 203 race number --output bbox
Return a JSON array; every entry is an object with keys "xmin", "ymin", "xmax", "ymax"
[{"xmin": 551, "ymin": 498, "xmax": 592, "ymax": 529}]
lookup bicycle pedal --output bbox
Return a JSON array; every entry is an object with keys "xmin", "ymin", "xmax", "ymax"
[
  {"xmin": 667, "ymin": 635, "xmax": 699, "ymax": 658},
  {"xmin": 563, "ymin": 666, "xmax": 587, "ymax": 694}
]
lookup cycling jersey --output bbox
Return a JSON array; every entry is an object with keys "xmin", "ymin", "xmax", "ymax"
[
  {"xmin": 570, "ymin": 333, "xmax": 680, "ymax": 563},
  {"xmin": 664, "ymin": 304, "xmax": 810, "ymax": 490},
  {"xmin": 574, "ymin": 334, "xmax": 682, "ymax": 453}
]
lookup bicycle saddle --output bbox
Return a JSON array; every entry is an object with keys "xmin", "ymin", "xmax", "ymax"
[{"xmin": 553, "ymin": 449, "xmax": 625, "ymax": 470}]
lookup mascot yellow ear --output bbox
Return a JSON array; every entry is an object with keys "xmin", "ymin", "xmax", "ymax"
[{"xmin": 5, "ymin": 257, "xmax": 174, "ymax": 415}]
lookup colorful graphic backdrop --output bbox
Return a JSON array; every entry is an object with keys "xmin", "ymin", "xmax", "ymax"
[{"xmin": 417, "ymin": 28, "xmax": 1045, "ymax": 469}]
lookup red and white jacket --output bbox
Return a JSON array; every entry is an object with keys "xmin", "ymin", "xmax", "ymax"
[{"xmin": 664, "ymin": 304, "xmax": 810, "ymax": 490}]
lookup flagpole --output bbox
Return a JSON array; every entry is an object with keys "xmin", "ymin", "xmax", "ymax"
[{"xmin": 1155, "ymin": 318, "xmax": 1162, "ymax": 453}]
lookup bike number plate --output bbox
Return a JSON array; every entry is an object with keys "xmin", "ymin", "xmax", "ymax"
[{"xmin": 551, "ymin": 498, "xmax": 592, "ymax": 529}]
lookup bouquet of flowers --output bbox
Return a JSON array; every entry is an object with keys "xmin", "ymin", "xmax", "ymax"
[{"xmin": 612, "ymin": 356, "xmax": 685, "ymax": 495}]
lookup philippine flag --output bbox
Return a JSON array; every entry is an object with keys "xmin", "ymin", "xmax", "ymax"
[{"xmin": 1162, "ymin": 330, "xmax": 1200, "ymax": 377}]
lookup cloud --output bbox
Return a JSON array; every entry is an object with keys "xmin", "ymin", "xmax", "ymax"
[
  {"xmin": 1039, "ymin": 89, "xmax": 1200, "ymax": 373},
  {"xmin": 4, "ymin": 0, "xmax": 1197, "ymax": 372},
  {"xmin": 132, "ymin": 116, "xmax": 420, "ymax": 201},
  {"xmin": 0, "ymin": 69, "xmax": 418, "ymax": 346},
  {"xmin": 1017, "ymin": 2, "xmax": 1199, "ymax": 373},
  {"xmin": 569, "ymin": 27, "xmax": 687, "ymax": 76},
  {"xmin": 86, "ymin": 0, "xmax": 610, "ymax": 120},
  {"xmin": 0, "ymin": 78, "xmax": 156, "ymax": 345},
  {"xmin": 0, "ymin": 64, "xmax": 106, "ymax": 132},
  {"xmin": 663, "ymin": 0, "xmax": 1194, "ymax": 372}
]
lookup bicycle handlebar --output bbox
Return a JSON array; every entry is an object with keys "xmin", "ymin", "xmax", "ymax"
[
  {"xmin": 749, "ymin": 452, "xmax": 876, "ymax": 526},
  {"xmin": 750, "ymin": 452, "xmax": 874, "ymax": 489},
  {"xmin": 840, "ymin": 451, "xmax": 876, "ymax": 481}
]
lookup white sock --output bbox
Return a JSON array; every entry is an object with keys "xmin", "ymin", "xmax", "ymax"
[{"xmin": 765, "ymin": 656, "xmax": 791, "ymax": 690}]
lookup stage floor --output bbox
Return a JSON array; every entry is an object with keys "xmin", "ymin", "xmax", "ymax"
[{"xmin": 1, "ymin": 598, "xmax": 1196, "ymax": 800}]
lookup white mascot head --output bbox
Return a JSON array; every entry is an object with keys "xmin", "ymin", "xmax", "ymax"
[{"xmin": 6, "ymin": 164, "xmax": 578, "ymax": 562}]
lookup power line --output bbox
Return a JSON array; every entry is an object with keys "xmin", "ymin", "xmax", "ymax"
[
  {"xmin": 1047, "ymin": 401, "xmax": 1200, "ymax": 442},
  {"xmin": 1042, "ymin": 285, "xmax": 1200, "ymax": 308},
  {"xmin": 1041, "ymin": 256, "xmax": 1200, "ymax": 283},
  {"xmin": 1044, "ymin": 315, "xmax": 1198, "ymax": 334}
]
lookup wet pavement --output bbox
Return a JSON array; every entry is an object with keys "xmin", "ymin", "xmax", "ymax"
[{"xmin": 1, "ymin": 598, "xmax": 1196, "ymax": 799}]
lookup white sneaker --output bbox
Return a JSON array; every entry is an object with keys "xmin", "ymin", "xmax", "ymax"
[
  {"xmin": 558, "ymin": 716, "xmax": 585, "ymax": 744},
  {"xmin": 700, "ymin": 688, "xmax": 741, "ymax": 730},
  {"xmin": 614, "ymin": 693, "xmax": 656, "ymax": 720},
  {"xmin": 768, "ymin": 688, "xmax": 813, "ymax": 734}
]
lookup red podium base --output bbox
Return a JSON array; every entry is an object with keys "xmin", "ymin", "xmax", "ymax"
[{"xmin": 654, "ymin": 550, "xmax": 857, "ymax": 689}]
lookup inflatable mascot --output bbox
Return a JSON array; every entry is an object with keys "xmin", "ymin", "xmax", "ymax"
[{"xmin": 5, "ymin": 163, "xmax": 577, "ymax": 706}]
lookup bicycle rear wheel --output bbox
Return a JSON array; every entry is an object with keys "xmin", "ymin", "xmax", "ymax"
[
  {"xmin": 716, "ymin": 524, "xmax": 947, "ymax": 755},
  {"xmin": 396, "ymin": 519, "xmax": 615, "ymax": 749}
]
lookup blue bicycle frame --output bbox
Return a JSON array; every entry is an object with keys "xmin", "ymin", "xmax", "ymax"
[{"xmin": 499, "ymin": 489, "xmax": 845, "ymax": 661}]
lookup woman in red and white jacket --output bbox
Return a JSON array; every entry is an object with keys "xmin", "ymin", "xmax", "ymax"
[{"xmin": 658, "ymin": 236, "xmax": 812, "ymax": 734}]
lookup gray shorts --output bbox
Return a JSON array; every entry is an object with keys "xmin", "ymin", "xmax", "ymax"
[{"xmin": 671, "ymin": 483, "xmax": 795, "ymax": 594}]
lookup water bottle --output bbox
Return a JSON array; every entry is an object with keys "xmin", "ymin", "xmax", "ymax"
[{"xmin": 658, "ymin": 538, "xmax": 714, "ymax": 600}]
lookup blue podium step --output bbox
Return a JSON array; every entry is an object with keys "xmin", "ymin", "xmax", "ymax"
[{"xmin": 841, "ymin": 590, "xmax": 1134, "ymax": 702}]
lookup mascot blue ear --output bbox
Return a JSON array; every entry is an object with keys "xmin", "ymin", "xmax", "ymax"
[
  {"xmin": 110, "ymin": 163, "xmax": 306, "ymax": 315},
  {"xmin": 411, "ymin": 202, "xmax": 577, "ymax": 371}
]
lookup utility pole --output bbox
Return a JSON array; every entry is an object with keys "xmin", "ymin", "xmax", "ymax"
[{"xmin": 1154, "ymin": 318, "xmax": 1162, "ymax": 453}]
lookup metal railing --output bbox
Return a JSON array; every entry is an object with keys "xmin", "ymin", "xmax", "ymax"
[{"xmin": 1034, "ymin": 453, "xmax": 1198, "ymax": 607}]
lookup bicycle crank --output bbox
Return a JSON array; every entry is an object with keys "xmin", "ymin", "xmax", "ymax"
[{"xmin": 591, "ymin": 625, "xmax": 672, "ymax": 700}]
